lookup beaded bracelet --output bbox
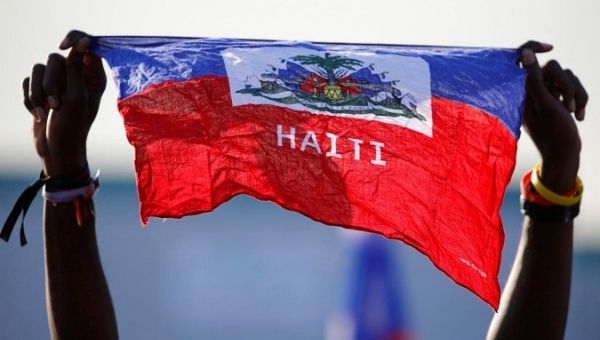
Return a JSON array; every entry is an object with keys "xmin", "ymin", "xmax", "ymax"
[
  {"xmin": 520, "ymin": 164, "xmax": 583, "ymax": 223},
  {"xmin": 530, "ymin": 163, "xmax": 583, "ymax": 206}
]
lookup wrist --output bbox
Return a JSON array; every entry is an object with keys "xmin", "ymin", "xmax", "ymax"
[
  {"xmin": 539, "ymin": 157, "xmax": 580, "ymax": 194},
  {"xmin": 43, "ymin": 152, "xmax": 88, "ymax": 177}
]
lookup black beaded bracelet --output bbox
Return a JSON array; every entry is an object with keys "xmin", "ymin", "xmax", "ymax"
[{"xmin": 520, "ymin": 196, "xmax": 581, "ymax": 223}]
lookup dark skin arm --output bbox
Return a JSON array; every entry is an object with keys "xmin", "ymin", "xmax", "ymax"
[
  {"xmin": 24, "ymin": 30, "xmax": 118, "ymax": 340},
  {"xmin": 487, "ymin": 42, "xmax": 588, "ymax": 339}
]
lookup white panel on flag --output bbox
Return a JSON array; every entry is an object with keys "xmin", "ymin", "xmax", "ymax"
[{"xmin": 221, "ymin": 46, "xmax": 433, "ymax": 137}]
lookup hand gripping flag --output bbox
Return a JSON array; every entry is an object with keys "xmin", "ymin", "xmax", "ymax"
[{"xmin": 91, "ymin": 36, "xmax": 526, "ymax": 309}]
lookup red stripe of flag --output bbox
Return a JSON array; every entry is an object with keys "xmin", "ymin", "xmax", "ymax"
[{"xmin": 118, "ymin": 76, "xmax": 516, "ymax": 308}]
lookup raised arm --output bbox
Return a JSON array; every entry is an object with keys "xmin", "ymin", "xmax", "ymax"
[
  {"xmin": 487, "ymin": 42, "xmax": 588, "ymax": 340},
  {"xmin": 23, "ymin": 30, "xmax": 118, "ymax": 340}
]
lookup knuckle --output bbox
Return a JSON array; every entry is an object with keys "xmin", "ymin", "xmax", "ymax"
[
  {"xmin": 48, "ymin": 52, "xmax": 62, "ymax": 60},
  {"xmin": 563, "ymin": 77, "xmax": 576, "ymax": 94},
  {"xmin": 29, "ymin": 93, "xmax": 42, "ymax": 105},
  {"xmin": 67, "ymin": 29, "xmax": 86, "ymax": 42},
  {"xmin": 29, "ymin": 94, "xmax": 42, "ymax": 105},
  {"xmin": 522, "ymin": 40, "xmax": 538, "ymax": 49},
  {"xmin": 31, "ymin": 63, "xmax": 45, "ymax": 74},
  {"xmin": 574, "ymin": 75, "xmax": 587, "ymax": 96},
  {"xmin": 47, "ymin": 53, "xmax": 64, "ymax": 65},
  {"xmin": 546, "ymin": 59, "xmax": 561, "ymax": 70},
  {"xmin": 64, "ymin": 89, "xmax": 87, "ymax": 105},
  {"xmin": 65, "ymin": 56, "xmax": 83, "ymax": 68},
  {"xmin": 67, "ymin": 29, "xmax": 80, "ymax": 38},
  {"xmin": 42, "ymin": 78, "xmax": 56, "ymax": 94},
  {"xmin": 29, "ymin": 88, "xmax": 42, "ymax": 104},
  {"xmin": 566, "ymin": 87, "xmax": 575, "ymax": 97}
]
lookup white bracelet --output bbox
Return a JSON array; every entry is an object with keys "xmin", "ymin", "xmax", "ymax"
[{"xmin": 42, "ymin": 171, "xmax": 100, "ymax": 203}]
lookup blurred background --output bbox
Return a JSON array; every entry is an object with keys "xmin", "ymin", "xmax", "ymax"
[{"xmin": 1, "ymin": 0, "xmax": 598, "ymax": 339}]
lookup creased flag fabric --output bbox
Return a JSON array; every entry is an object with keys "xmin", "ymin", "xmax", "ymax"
[{"xmin": 91, "ymin": 36, "xmax": 525, "ymax": 309}]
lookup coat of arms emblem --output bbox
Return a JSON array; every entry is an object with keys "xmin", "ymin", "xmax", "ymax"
[{"xmin": 236, "ymin": 52, "xmax": 426, "ymax": 121}]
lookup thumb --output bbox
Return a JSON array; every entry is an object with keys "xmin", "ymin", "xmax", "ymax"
[
  {"xmin": 65, "ymin": 37, "xmax": 91, "ymax": 95},
  {"xmin": 521, "ymin": 48, "xmax": 554, "ymax": 107},
  {"xmin": 83, "ymin": 52, "xmax": 107, "ymax": 95}
]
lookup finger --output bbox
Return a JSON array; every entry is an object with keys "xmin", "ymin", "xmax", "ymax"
[
  {"xmin": 59, "ymin": 30, "xmax": 90, "ymax": 52},
  {"xmin": 83, "ymin": 52, "xmax": 106, "ymax": 94},
  {"xmin": 543, "ymin": 60, "xmax": 575, "ymax": 112},
  {"xmin": 22, "ymin": 77, "xmax": 34, "ymax": 113},
  {"xmin": 83, "ymin": 53, "xmax": 107, "ymax": 115},
  {"xmin": 61, "ymin": 30, "xmax": 90, "ymax": 91},
  {"xmin": 519, "ymin": 40, "xmax": 553, "ymax": 54},
  {"xmin": 42, "ymin": 53, "xmax": 66, "ymax": 109},
  {"xmin": 566, "ymin": 70, "xmax": 589, "ymax": 121},
  {"xmin": 520, "ymin": 49, "xmax": 555, "ymax": 106},
  {"xmin": 66, "ymin": 40, "xmax": 90, "ymax": 93},
  {"xmin": 29, "ymin": 64, "xmax": 47, "ymax": 122}
]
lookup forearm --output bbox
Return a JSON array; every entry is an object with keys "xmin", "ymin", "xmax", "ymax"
[
  {"xmin": 44, "ymin": 200, "xmax": 118, "ymax": 340},
  {"xmin": 487, "ymin": 217, "xmax": 573, "ymax": 340},
  {"xmin": 487, "ymin": 156, "xmax": 579, "ymax": 339}
]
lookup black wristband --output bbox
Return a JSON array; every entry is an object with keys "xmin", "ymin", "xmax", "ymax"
[
  {"xmin": 45, "ymin": 165, "xmax": 92, "ymax": 192},
  {"xmin": 520, "ymin": 196, "xmax": 580, "ymax": 223},
  {"xmin": 1, "ymin": 164, "xmax": 94, "ymax": 246}
]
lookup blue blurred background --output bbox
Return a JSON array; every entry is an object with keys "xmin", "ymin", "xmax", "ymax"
[{"xmin": 1, "ymin": 179, "xmax": 598, "ymax": 339}]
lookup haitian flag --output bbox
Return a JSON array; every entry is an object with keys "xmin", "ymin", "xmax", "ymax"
[{"xmin": 91, "ymin": 36, "xmax": 525, "ymax": 309}]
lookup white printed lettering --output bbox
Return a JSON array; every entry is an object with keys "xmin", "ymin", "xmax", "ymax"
[
  {"xmin": 325, "ymin": 132, "xmax": 342, "ymax": 158},
  {"xmin": 348, "ymin": 138, "xmax": 364, "ymax": 160},
  {"xmin": 300, "ymin": 131, "xmax": 322, "ymax": 154},
  {"xmin": 370, "ymin": 141, "xmax": 386, "ymax": 166},
  {"xmin": 277, "ymin": 124, "xmax": 296, "ymax": 149},
  {"xmin": 275, "ymin": 124, "xmax": 385, "ymax": 167}
]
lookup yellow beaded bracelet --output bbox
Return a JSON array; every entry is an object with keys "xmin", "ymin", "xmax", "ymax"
[{"xmin": 530, "ymin": 163, "xmax": 583, "ymax": 206}]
